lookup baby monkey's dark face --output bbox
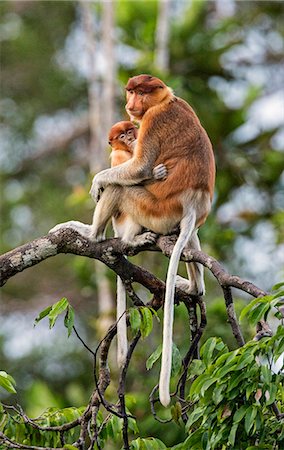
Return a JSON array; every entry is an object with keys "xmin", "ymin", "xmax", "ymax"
[{"xmin": 108, "ymin": 121, "xmax": 138, "ymax": 149}]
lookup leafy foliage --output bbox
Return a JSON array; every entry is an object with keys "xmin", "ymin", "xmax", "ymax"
[
  {"xmin": 34, "ymin": 297, "xmax": 75, "ymax": 337},
  {"xmin": 185, "ymin": 330, "xmax": 284, "ymax": 449}
]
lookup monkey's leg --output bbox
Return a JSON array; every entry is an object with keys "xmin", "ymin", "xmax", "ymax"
[
  {"xmin": 90, "ymin": 186, "xmax": 122, "ymax": 241},
  {"xmin": 185, "ymin": 230, "xmax": 205, "ymax": 296},
  {"xmin": 120, "ymin": 216, "xmax": 157, "ymax": 247}
]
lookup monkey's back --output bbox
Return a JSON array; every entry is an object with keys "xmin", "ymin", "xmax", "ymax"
[{"xmin": 145, "ymin": 97, "xmax": 215, "ymax": 202}]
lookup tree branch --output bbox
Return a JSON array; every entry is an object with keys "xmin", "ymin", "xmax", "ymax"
[{"xmin": 0, "ymin": 229, "xmax": 267, "ymax": 303}]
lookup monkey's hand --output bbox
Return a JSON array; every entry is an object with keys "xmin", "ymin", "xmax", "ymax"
[
  {"xmin": 153, "ymin": 163, "xmax": 167, "ymax": 181},
  {"xmin": 90, "ymin": 173, "xmax": 105, "ymax": 203}
]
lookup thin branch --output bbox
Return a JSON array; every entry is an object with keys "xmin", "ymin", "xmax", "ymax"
[
  {"xmin": 149, "ymin": 385, "xmax": 172, "ymax": 424},
  {"xmin": 117, "ymin": 332, "xmax": 141, "ymax": 450},
  {"xmin": 0, "ymin": 432, "xmax": 64, "ymax": 450},
  {"xmin": 157, "ymin": 235, "xmax": 268, "ymax": 298},
  {"xmin": 178, "ymin": 297, "xmax": 207, "ymax": 408},
  {"xmin": 1, "ymin": 403, "xmax": 80, "ymax": 434},
  {"xmin": 222, "ymin": 286, "xmax": 245, "ymax": 347}
]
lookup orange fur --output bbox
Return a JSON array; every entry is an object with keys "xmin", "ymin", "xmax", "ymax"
[{"xmin": 108, "ymin": 121, "xmax": 137, "ymax": 224}]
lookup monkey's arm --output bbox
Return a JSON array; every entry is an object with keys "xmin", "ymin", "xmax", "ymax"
[{"xmin": 90, "ymin": 139, "xmax": 160, "ymax": 202}]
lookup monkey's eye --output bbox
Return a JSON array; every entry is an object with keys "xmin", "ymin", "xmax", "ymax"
[
  {"xmin": 108, "ymin": 141, "xmax": 111, "ymax": 145},
  {"xmin": 119, "ymin": 133, "xmax": 125, "ymax": 140},
  {"xmin": 127, "ymin": 130, "xmax": 133, "ymax": 135},
  {"xmin": 137, "ymin": 91, "xmax": 144, "ymax": 96}
]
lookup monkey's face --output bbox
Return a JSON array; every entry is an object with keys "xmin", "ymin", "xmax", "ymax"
[
  {"xmin": 108, "ymin": 121, "xmax": 138, "ymax": 150},
  {"xmin": 125, "ymin": 74, "xmax": 167, "ymax": 120}
]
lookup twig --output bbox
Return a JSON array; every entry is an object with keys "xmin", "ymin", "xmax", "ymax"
[
  {"xmin": 185, "ymin": 298, "xmax": 200, "ymax": 359},
  {"xmin": 117, "ymin": 333, "xmax": 141, "ymax": 450},
  {"xmin": 149, "ymin": 385, "xmax": 172, "ymax": 424},
  {"xmin": 178, "ymin": 297, "xmax": 207, "ymax": 415},
  {"xmin": 1, "ymin": 403, "xmax": 80, "ymax": 433},
  {"xmin": 0, "ymin": 431, "xmax": 64, "ymax": 450},
  {"xmin": 222, "ymin": 286, "xmax": 245, "ymax": 347},
  {"xmin": 123, "ymin": 281, "xmax": 145, "ymax": 306}
]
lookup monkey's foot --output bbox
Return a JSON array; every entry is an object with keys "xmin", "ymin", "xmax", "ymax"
[
  {"xmin": 49, "ymin": 221, "xmax": 93, "ymax": 239},
  {"xmin": 153, "ymin": 163, "xmax": 168, "ymax": 180},
  {"xmin": 127, "ymin": 231, "xmax": 158, "ymax": 248},
  {"xmin": 175, "ymin": 275, "xmax": 204, "ymax": 296}
]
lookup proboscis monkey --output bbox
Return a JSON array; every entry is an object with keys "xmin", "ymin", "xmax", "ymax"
[
  {"xmin": 50, "ymin": 75, "xmax": 215, "ymax": 407},
  {"xmin": 108, "ymin": 120, "xmax": 167, "ymax": 367}
]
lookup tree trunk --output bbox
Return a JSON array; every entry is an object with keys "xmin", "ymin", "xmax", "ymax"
[
  {"xmin": 155, "ymin": 0, "xmax": 171, "ymax": 72},
  {"xmin": 80, "ymin": 0, "xmax": 117, "ymax": 335}
]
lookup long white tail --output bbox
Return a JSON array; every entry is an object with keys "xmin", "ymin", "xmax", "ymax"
[
  {"xmin": 116, "ymin": 276, "xmax": 128, "ymax": 367},
  {"xmin": 159, "ymin": 212, "xmax": 196, "ymax": 407}
]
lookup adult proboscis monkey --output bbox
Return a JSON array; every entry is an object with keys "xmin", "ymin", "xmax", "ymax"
[{"xmin": 50, "ymin": 75, "xmax": 215, "ymax": 407}]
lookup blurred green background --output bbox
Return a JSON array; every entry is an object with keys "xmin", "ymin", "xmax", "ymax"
[{"xmin": 0, "ymin": 0, "xmax": 283, "ymax": 446}]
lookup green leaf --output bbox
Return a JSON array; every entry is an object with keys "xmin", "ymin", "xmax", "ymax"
[
  {"xmin": 140, "ymin": 307, "xmax": 153, "ymax": 339},
  {"xmin": 64, "ymin": 305, "xmax": 75, "ymax": 337},
  {"xmin": 111, "ymin": 415, "xmax": 123, "ymax": 436},
  {"xmin": 264, "ymin": 384, "xmax": 277, "ymax": 405},
  {"xmin": 200, "ymin": 377, "xmax": 217, "ymax": 397},
  {"xmin": 212, "ymin": 384, "xmax": 225, "ymax": 405},
  {"xmin": 215, "ymin": 361, "xmax": 237, "ymax": 379},
  {"xmin": 190, "ymin": 373, "xmax": 211, "ymax": 396},
  {"xmin": 184, "ymin": 430, "xmax": 203, "ymax": 449},
  {"xmin": 228, "ymin": 422, "xmax": 238, "ymax": 446},
  {"xmin": 0, "ymin": 371, "xmax": 16, "ymax": 394},
  {"xmin": 200, "ymin": 337, "xmax": 218, "ymax": 366},
  {"xmin": 245, "ymin": 405, "xmax": 257, "ymax": 434},
  {"xmin": 171, "ymin": 402, "xmax": 182, "ymax": 424},
  {"xmin": 261, "ymin": 364, "xmax": 272, "ymax": 384},
  {"xmin": 148, "ymin": 307, "xmax": 160, "ymax": 322},
  {"xmin": 49, "ymin": 297, "xmax": 69, "ymax": 329},
  {"xmin": 239, "ymin": 295, "xmax": 273, "ymax": 322},
  {"xmin": 64, "ymin": 446, "xmax": 78, "ymax": 450},
  {"xmin": 171, "ymin": 342, "xmax": 182, "ymax": 377},
  {"xmin": 233, "ymin": 405, "xmax": 248, "ymax": 423},
  {"xmin": 34, "ymin": 305, "xmax": 52, "ymax": 326},
  {"xmin": 245, "ymin": 446, "xmax": 273, "ymax": 450},
  {"xmin": 146, "ymin": 344, "xmax": 162, "ymax": 370},
  {"xmin": 129, "ymin": 308, "xmax": 141, "ymax": 333},
  {"xmin": 246, "ymin": 381, "xmax": 258, "ymax": 400},
  {"xmin": 248, "ymin": 303, "xmax": 270, "ymax": 325},
  {"xmin": 128, "ymin": 417, "xmax": 139, "ymax": 434},
  {"xmin": 188, "ymin": 359, "xmax": 205, "ymax": 378},
  {"xmin": 275, "ymin": 336, "xmax": 284, "ymax": 359},
  {"xmin": 130, "ymin": 438, "xmax": 167, "ymax": 450},
  {"xmin": 235, "ymin": 351, "xmax": 254, "ymax": 370},
  {"xmin": 186, "ymin": 406, "xmax": 204, "ymax": 430},
  {"xmin": 228, "ymin": 371, "xmax": 246, "ymax": 392},
  {"xmin": 272, "ymin": 281, "xmax": 284, "ymax": 291}
]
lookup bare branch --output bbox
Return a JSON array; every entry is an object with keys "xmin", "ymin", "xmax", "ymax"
[{"xmin": 222, "ymin": 286, "xmax": 245, "ymax": 347}]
